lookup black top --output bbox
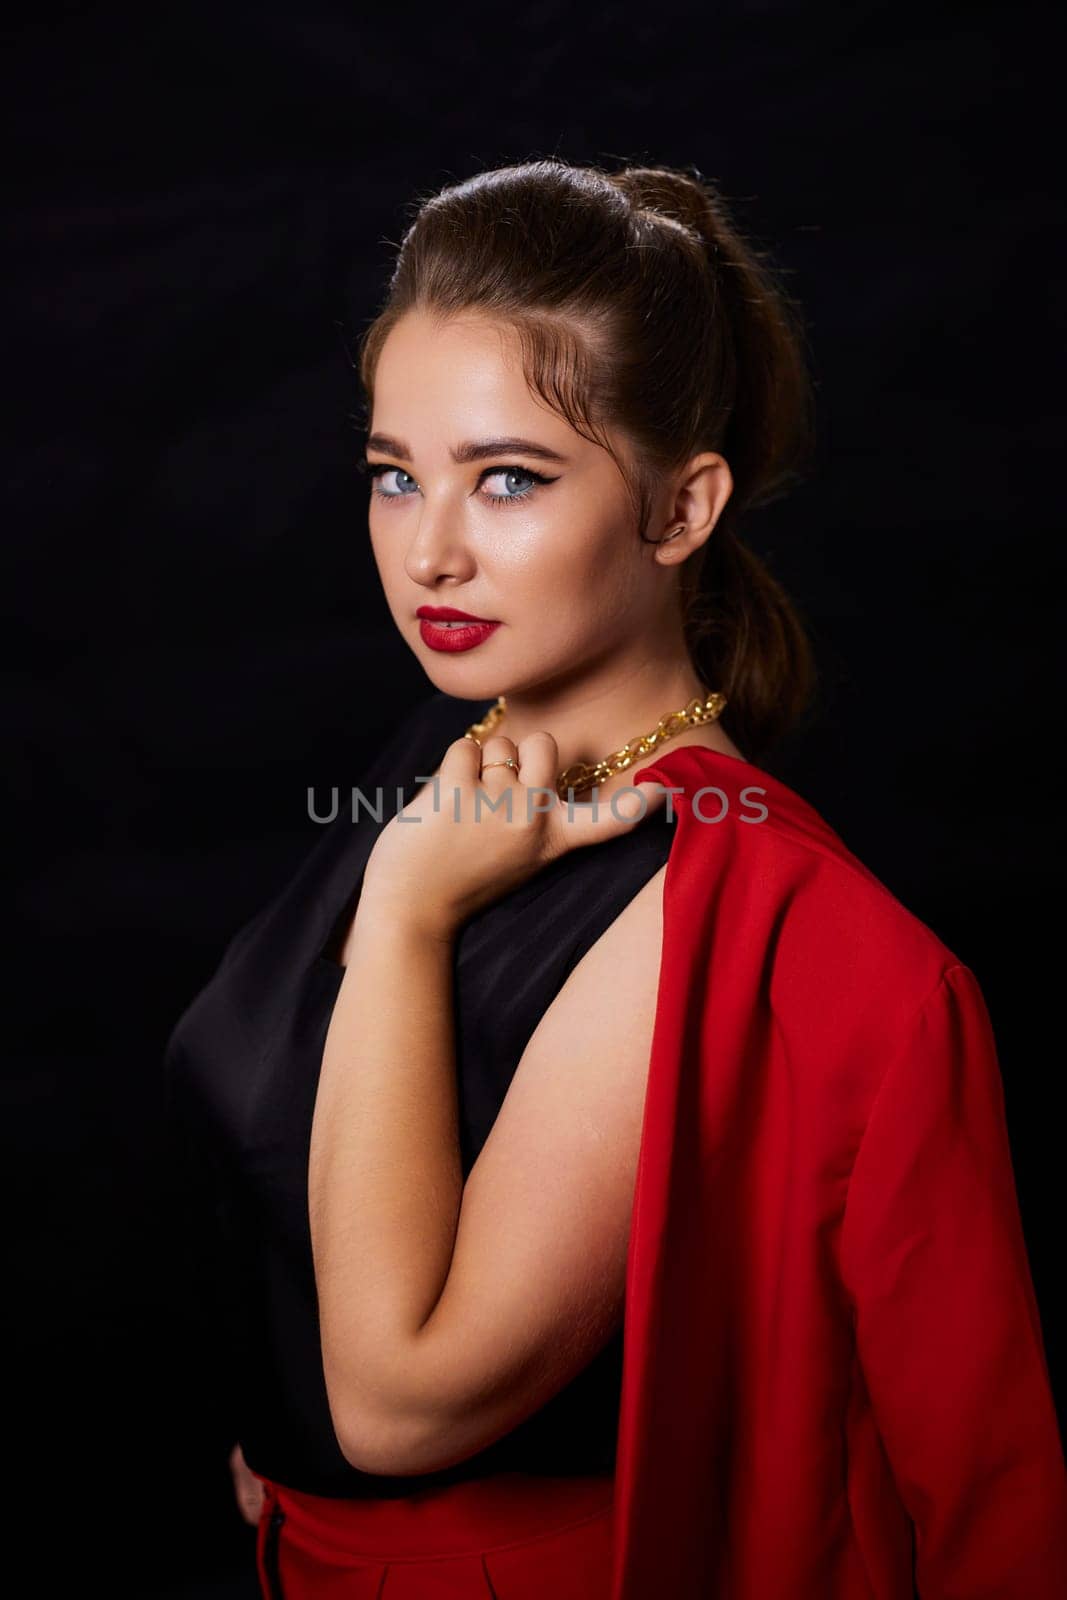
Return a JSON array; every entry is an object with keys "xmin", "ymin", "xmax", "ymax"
[{"xmin": 162, "ymin": 690, "xmax": 677, "ymax": 1497}]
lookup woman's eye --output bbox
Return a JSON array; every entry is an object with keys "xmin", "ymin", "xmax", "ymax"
[
  {"xmin": 364, "ymin": 463, "xmax": 553, "ymax": 506},
  {"xmin": 481, "ymin": 467, "xmax": 546, "ymax": 503},
  {"xmin": 366, "ymin": 466, "xmax": 418, "ymax": 499}
]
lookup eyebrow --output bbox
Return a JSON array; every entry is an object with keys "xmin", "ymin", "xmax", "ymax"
[{"xmin": 365, "ymin": 433, "xmax": 570, "ymax": 465}]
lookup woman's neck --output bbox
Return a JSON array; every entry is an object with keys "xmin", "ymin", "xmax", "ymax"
[{"xmin": 485, "ymin": 656, "xmax": 745, "ymax": 797}]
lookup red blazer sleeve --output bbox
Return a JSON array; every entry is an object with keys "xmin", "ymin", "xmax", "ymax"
[{"xmin": 840, "ymin": 961, "xmax": 1067, "ymax": 1596}]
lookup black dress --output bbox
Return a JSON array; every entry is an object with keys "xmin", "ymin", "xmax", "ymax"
[{"xmin": 162, "ymin": 690, "xmax": 677, "ymax": 1498}]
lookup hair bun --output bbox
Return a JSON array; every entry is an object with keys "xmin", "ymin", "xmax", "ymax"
[{"xmin": 608, "ymin": 164, "xmax": 717, "ymax": 243}]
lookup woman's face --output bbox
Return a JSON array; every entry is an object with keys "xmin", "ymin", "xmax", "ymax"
[{"xmin": 364, "ymin": 309, "xmax": 680, "ymax": 702}]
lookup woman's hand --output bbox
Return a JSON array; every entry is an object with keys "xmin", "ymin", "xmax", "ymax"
[
  {"xmin": 362, "ymin": 730, "xmax": 665, "ymax": 938},
  {"xmin": 228, "ymin": 1441, "xmax": 264, "ymax": 1526}
]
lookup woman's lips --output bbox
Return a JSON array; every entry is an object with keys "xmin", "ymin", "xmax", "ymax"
[{"xmin": 418, "ymin": 618, "xmax": 502, "ymax": 653}]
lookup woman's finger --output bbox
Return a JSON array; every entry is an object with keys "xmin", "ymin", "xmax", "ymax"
[
  {"xmin": 441, "ymin": 732, "xmax": 486, "ymax": 778},
  {"xmin": 554, "ymin": 778, "xmax": 667, "ymax": 849},
  {"xmin": 509, "ymin": 730, "xmax": 558, "ymax": 799},
  {"xmin": 238, "ymin": 1488, "xmax": 263, "ymax": 1526},
  {"xmin": 229, "ymin": 1441, "xmax": 266, "ymax": 1526},
  {"xmin": 477, "ymin": 733, "xmax": 522, "ymax": 786}
]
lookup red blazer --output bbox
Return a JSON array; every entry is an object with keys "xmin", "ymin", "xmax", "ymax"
[{"xmin": 609, "ymin": 744, "xmax": 1067, "ymax": 1598}]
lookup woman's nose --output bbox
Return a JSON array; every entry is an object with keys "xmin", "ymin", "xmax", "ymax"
[{"xmin": 403, "ymin": 507, "xmax": 477, "ymax": 585}]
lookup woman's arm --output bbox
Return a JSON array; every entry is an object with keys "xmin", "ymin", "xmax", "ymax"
[{"xmin": 307, "ymin": 864, "xmax": 666, "ymax": 1478}]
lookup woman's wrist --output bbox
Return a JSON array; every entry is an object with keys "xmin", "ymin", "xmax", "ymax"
[{"xmin": 357, "ymin": 869, "xmax": 461, "ymax": 946}]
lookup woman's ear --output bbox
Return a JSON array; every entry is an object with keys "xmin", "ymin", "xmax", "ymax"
[{"xmin": 653, "ymin": 452, "xmax": 733, "ymax": 563}]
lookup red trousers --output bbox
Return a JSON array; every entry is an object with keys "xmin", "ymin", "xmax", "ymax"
[{"xmin": 250, "ymin": 1468, "xmax": 615, "ymax": 1598}]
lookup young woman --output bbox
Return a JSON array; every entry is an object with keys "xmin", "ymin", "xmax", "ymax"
[{"xmin": 163, "ymin": 158, "xmax": 1067, "ymax": 1599}]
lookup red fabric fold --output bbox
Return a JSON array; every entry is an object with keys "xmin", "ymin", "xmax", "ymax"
[{"xmin": 609, "ymin": 746, "xmax": 1067, "ymax": 1598}]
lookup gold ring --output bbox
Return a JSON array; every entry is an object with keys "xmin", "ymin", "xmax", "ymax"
[{"xmin": 481, "ymin": 758, "xmax": 519, "ymax": 773}]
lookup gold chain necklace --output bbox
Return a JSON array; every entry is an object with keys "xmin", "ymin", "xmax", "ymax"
[{"xmin": 464, "ymin": 688, "xmax": 728, "ymax": 800}]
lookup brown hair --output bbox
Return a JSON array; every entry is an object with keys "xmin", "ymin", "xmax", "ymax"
[{"xmin": 355, "ymin": 157, "xmax": 819, "ymax": 760}]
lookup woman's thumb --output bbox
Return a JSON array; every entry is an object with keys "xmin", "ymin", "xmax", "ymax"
[{"xmin": 612, "ymin": 780, "xmax": 665, "ymax": 821}]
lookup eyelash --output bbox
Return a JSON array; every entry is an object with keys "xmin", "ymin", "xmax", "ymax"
[{"xmin": 361, "ymin": 462, "xmax": 555, "ymax": 507}]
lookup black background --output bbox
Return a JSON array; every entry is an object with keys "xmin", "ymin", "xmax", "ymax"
[{"xmin": 8, "ymin": 3, "xmax": 1064, "ymax": 1594}]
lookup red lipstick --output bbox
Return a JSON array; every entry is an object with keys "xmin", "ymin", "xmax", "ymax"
[{"xmin": 415, "ymin": 605, "xmax": 501, "ymax": 653}]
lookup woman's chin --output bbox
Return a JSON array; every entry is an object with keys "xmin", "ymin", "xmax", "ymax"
[{"xmin": 417, "ymin": 656, "xmax": 503, "ymax": 703}]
